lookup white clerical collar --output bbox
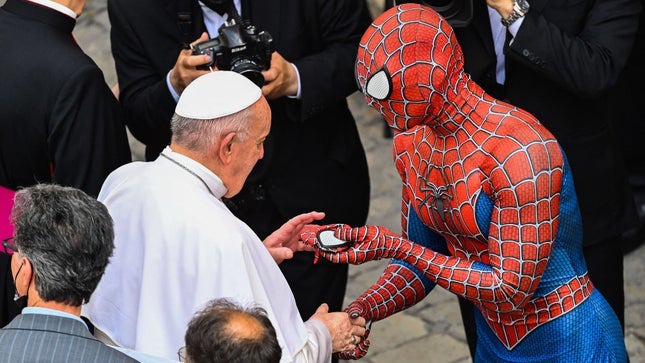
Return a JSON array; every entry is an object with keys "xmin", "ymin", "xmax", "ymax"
[
  {"xmin": 28, "ymin": 0, "xmax": 77, "ymax": 19},
  {"xmin": 161, "ymin": 146, "xmax": 228, "ymax": 198}
]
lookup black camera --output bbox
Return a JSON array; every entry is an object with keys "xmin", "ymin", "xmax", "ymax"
[
  {"xmin": 393, "ymin": 0, "xmax": 473, "ymax": 27},
  {"xmin": 191, "ymin": 0, "xmax": 273, "ymax": 87}
]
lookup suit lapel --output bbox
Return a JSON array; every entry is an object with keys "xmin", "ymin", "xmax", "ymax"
[{"xmin": 466, "ymin": 0, "xmax": 549, "ymax": 61}]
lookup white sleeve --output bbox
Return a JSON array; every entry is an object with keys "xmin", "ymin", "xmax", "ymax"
[{"xmin": 290, "ymin": 318, "xmax": 332, "ymax": 363}]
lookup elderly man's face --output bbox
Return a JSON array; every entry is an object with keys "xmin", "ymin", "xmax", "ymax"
[{"xmin": 224, "ymin": 98, "xmax": 271, "ymax": 198}]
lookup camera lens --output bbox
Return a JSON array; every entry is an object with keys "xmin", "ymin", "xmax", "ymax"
[
  {"xmin": 231, "ymin": 58, "xmax": 265, "ymax": 87},
  {"xmin": 240, "ymin": 71, "xmax": 265, "ymax": 88}
]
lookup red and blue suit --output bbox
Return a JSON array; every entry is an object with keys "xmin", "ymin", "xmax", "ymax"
[{"xmin": 301, "ymin": 4, "xmax": 626, "ymax": 362}]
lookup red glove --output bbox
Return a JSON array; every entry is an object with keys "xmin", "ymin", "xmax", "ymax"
[
  {"xmin": 335, "ymin": 300, "xmax": 373, "ymax": 360},
  {"xmin": 300, "ymin": 224, "xmax": 405, "ymax": 264}
]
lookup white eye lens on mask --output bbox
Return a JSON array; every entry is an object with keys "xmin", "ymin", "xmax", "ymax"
[{"xmin": 365, "ymin": 68, "xmax": 392, "ymax": 100}]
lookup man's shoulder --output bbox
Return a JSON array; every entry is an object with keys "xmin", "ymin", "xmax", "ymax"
[
  {"xmin": 99, "ymin": 161, "xmax": 154, "ymax": 197},
  {"xmin": 0, "ymin": 25, "xmax": 99, "ymax": 88},
  {"xmin": 0, "ymin": 315, "xmax": 138, "ymax": 362},
  {"xmin": 99, "ymin": 159, "xmax": 215, "ymax": 201},
  {"xmin": 99, "ymin": 159, "xmax": 244, "ymax": 230}
]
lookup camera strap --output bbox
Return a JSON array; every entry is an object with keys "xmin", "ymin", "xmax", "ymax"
[{"xmin": 177, "ymin": 0, "xmax": 194, "ymax": 47}]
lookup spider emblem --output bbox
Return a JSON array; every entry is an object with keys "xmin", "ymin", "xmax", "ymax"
[{"xmin": 418, "ymin": 169, "xmax": 453, "ymax": 222}]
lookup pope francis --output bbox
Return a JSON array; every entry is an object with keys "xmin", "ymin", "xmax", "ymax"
[{"xmin": 83, "ymin": 71, "xmax": 366, "ymax": 362}]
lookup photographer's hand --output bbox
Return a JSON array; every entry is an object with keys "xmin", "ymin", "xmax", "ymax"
[
  {"xmin": 486, "ymin": 0, "xmax": 514, "ymax": 19},
  {"xmin": 169, "ymin": 32, "xmax": 213, "ymax": 95},
  {"xmin": 261, "ymin": 51, "xmax": 299, "ymax": 100}
]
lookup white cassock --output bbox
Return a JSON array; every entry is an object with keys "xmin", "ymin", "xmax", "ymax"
[{"xmin": 83, "ymin": 147, "xmax": 331, "ymax": 362}]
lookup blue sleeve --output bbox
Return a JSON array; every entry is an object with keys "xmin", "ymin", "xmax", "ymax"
[{"xmin": 394, "ymin": 208, "xmax": 449, "ymax": 293}]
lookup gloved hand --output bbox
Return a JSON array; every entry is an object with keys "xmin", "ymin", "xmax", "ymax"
[
  {"xmin": 300, "ymin": 224, "xmax": 405, "ymax": 264},
  {"xmin": 299, "ymin": 223, "xmax": 351, "ymax": 263}
]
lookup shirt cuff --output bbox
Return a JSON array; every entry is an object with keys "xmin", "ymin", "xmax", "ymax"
[
  {"xmin": 166, "ymin": 70, "xmax": 180, "ymax": 103},
  {"xmin": 287, "ymin": 63, "xmax": 302, "ymax": 100},
  {"xmin": 292, "ymin": 318, "xmax": 331, "ymax": 363}
]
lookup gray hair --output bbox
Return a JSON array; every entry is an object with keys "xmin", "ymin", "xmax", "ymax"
[
  {"xmin": 170, "ymin": 107, "xmax": 253, "ymax": 152},
  {"xmin": 10, "ymin": 184, "xmax": 114, "ymax": 306}
]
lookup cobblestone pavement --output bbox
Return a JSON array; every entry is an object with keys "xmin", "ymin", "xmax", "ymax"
[{"xmin": 27, "ymin": 0, "xmax": 643, "ymax": 361}]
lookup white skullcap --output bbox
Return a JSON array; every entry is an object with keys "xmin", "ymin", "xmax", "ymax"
[{"xmin": 175, "ymin": 71, "xmax": 262, "ymax": 119}]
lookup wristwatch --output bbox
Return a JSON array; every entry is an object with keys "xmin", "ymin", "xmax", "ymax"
[{"xmin": 501, "ymin": 0, "xmax": 530, "ymax": 27}]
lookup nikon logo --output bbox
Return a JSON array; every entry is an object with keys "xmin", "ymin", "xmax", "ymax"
[{"xmin": 232, "ymin": 46, "xmax": 247, "ymax": 53}]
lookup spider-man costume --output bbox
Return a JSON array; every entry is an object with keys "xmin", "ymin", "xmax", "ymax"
[{"xmin": 301, "ymin": 4, "xmax": 626, "ymax": 362}]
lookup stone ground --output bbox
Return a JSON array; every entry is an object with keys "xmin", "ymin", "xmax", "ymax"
[{"xmin": 8, "ymin": 0, "xmax": 641, "ymax": 361}]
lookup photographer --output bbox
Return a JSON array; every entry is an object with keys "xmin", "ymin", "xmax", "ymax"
[{"xmin": 107, "ymin": 0, "xmax": 371, "ymax": 348}]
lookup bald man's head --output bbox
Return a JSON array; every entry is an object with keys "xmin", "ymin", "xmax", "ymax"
[
  {"xmin": 184, "ymin": 298, "xmax": 281, "ymax": 363},
  {"xmin": 224, "ymin": 310, "xmax": 265, "ymax": 340}
]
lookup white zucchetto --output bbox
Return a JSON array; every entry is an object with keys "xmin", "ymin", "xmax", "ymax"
[{"xmin": 175, "ymin": 71, "xmax": 262, "ymax": 120}]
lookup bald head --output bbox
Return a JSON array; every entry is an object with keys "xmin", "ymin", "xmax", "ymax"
[
  {"xmin": 184, "ymin": 298, "xmax": 281, "ymax": 363},
  {"xmin": 225, "ymin": 311, "xmax": 266, "ymax": 340}
]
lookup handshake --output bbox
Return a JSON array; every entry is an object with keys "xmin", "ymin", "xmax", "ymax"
[{"xmin": 299, "ymin": 223, "xmax": 408, "ymax": 359}]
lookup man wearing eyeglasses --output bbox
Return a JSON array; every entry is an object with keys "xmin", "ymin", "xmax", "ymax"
[{"xmin": 0, "ymin": 185, "xmax": 139, "ymax": 362}]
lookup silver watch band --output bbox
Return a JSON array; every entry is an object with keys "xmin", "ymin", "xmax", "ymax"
[{"xmin": 501, "ymin": 0, "xmax": 530, "ymax": 27}]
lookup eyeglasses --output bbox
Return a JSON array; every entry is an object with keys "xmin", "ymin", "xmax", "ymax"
[
  {"xmin": 2, "ymin": 237, "xmax": 18, "ymax": 254},
  {"xmin": 177, "ymin": 346, "xmax": 186, "ymax": 362}
]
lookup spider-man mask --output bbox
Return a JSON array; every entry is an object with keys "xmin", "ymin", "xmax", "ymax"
[{"xmin": 355, "ymin": 4, "xmax": 467, "ymax": 132}]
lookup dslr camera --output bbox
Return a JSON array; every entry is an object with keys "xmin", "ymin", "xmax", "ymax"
[
  {"xmin": 393, "ymin": 0, "xmax": 473, "ymax": 27},
  {"xmin": 191, "ymin": 0, "xmax": 273, "ymax": 87}
]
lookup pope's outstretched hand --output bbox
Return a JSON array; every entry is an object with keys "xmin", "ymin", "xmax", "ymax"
[{"xmin": 264, "ymin": 211, "xmax": 324, "ymax": 264}]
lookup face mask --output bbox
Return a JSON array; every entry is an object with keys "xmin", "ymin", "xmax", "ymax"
[
  {"xmin": 13, "ymin": 295, "xmax": 28, "ymax": 310},
  {"xmin": 12, "ymin": 262, "xmax": 28, "ymax": 310}
]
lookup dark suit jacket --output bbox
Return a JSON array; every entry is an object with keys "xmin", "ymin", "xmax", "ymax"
[
  {"xmin": 108, "ymin": 0, "xmax": 371, "ymax": 231},
  {"xmin": 612, "ymin": 0, "xmax": 645, "ymax": 179},
  {"xmin": 0, "ymin": 0, "xmax": 131, "ymax": 328},
  {"xmin": 0, "ymin": 313, "xmax": 138, "ymax": 362},
  {"xmin": 454, "ymin": 0, "xmax": 641, "ymax": 246},
  {"xmin": 0, "ymin": 0, "xmax": 131, "ymax": 197}
]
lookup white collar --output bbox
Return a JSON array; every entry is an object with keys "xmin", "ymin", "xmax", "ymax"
[
  {"xmin": 28, "ymin": 0, "xmax": 77, "ymax": 19},
  {"xmin": 160, "ymin": 146, "xmax": 228, "ymax": 199}
]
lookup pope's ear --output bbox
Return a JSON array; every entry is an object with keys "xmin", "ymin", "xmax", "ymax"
[{"xmin": 217, "ymin": 132, "xmax": 237, "ymax": 164}]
